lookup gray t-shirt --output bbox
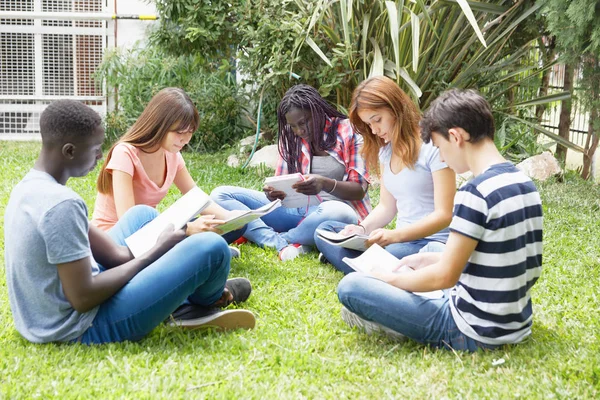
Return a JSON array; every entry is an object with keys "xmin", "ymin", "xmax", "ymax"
[
  {"xmin": 311, "ymin": 155, "xmax": 346, "ymax": 202},
  {"xmin": 379, "ymin": 141, "xmax": 450, "ymax": 243},
  {"xmin": 4, "ymin": 169, "xmax": 99, "ymax": 343}
]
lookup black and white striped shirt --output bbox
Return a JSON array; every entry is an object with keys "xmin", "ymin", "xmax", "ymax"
[{"xmin": 449, "ymin": 162, "xmax": 543, "ymax": 345}]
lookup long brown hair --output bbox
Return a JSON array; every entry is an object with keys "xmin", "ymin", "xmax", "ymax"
[
  {"xmin": 349, "ymin": 76, "xmax": 420, "ymax": 176},
  {"xmin": 97, "ymin": 87, "xmax": 199, "ymax": 194}
]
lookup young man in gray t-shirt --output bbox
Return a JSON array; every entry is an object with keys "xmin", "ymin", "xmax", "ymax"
[{"xmin": 4, "ymin": 100, "xmax": 255, "ymax": 344}]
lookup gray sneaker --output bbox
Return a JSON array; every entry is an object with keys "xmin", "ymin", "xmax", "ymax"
[
  {"xmin": 229, "ymin": 246, "xmax": 241, "ymax": 258},
  {"xmin": 168, "ymin": 306, "xmax": 256, "ymax": 331},
  {"xmin": 341, "ymin": 306, "xmax": 405, "ymax": 341}
]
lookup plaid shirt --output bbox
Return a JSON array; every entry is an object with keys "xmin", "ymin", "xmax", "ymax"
[{"xmin": 275, "ymin": 118, "xmax": 371, "ymax": 221}]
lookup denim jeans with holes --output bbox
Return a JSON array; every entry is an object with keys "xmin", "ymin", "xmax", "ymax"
[
  {"xmin": 211, "ymin": 186, "xmax": 358, "ymax": 251},
  {"xmin": 337, "ymin": 273, "xmax": 499, "ymax": 351},
  {"xmin": 78, "ymin": 205, "xmax": 230, "ymax": 344}
]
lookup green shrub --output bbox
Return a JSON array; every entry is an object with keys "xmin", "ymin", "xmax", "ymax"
[{"xmin": 96, "ymin": 46, "xmax": 250, "ymax": 152}]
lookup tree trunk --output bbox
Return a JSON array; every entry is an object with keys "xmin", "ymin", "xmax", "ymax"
[
  {"xmin": 536, "ymin": 37, "xmax": 555, "ymax": 123},
  {"xmin": 581, "ymin": 109, "xmax": 599, "ymax": 180},
  {"xmin": 556, "ymin": 63, "xmax": 575, "ymax": 162}
]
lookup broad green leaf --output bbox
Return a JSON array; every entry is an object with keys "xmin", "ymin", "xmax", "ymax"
[
  {"xmin": 385, "ymin": 1, "xmax": 401, "ymax": 78},
  {"xmin": 369, "ymin": 38, "xmax": 384, "ymax": 78},
  {"xmin": 454, "ymin": 0, "xmax": 486, "ymax": 47},
  {"xmin": 410, "ymin": 10, "xmax": 419, "ymax": 73},
  {"xmin": 440, "ymin": 0, "xmax": 508, "ymax": 15},
  {"xmin": 305, "ymin": 37, "xmax": 333, "ymax": 67},
  {"xmin": 395, "ymin": 65, "xmax": 423, "ymax": 99},
  {"xmin": 502, "ymin": 113, "xmax": 585, "ymax": 153},
  {"xmin": 513, "ymin": 92, "xmax": 572, "ymax": 108},
  {"xmin": 340, "ymin": 0, "xmax": 350, "ymax": 52}
]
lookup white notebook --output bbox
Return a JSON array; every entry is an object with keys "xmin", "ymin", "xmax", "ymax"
[
  {"xmin": 125, "ymin": 187, "xmax": 212, "ymax": 258},
  {"xmin": 342, "ymin": 244, "xmax": 444, "ymax": 299},
  {"xmin": 218, "ymin": 199, "xmax": 282, "ymax": 234},
  {"xmin": 264, "ymin": 173, "xmax": 320, "ymax": 208}
]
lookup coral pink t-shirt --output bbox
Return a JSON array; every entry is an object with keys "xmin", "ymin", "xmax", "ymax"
[{"xmin": 92, "ymin": 143, "xmax": 185, "ymax": 231}]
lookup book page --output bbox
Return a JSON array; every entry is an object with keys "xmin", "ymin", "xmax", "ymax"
[
  {"xmin": 125, "ymin": 187, "xmax": 211, "ymax": 258},
  {"xmin": 342, "ymin": 244, "xmax": 399, "ymax": 274},
  {"xmin": 264, "ymin": 173, "xmax": 319, "ymax": 208},
  {"xmin": 218, "ymin": 199, "xmax": 282, "ymax": 234},
  {"xmin": 342, "ymin": 244, "xmax": 445, "ymax": 299}
]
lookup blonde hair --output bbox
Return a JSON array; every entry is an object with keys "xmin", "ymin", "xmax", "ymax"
[
  {"xmin": 97, "ymin": 87, "xmax": 199, "ymax": 194},
  {"xmin": 349, "ymin": 76, "xmax": 421, "ymax": 176}
]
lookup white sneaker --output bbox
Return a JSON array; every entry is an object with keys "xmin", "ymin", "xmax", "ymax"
[
  {"xmin": 341, "ymin": 306, "xmax": 406, "ymax": 341},
  {"xmin": 168, "ymin": 307, "xmax": 256, "ymax": 331},
  {"xmin": 229, "ymin": 246, "xmax": 241, "ymax": 258},
  {"xmin": 278, "ymin": 243, "xmax": 311, "ymax": 261}
]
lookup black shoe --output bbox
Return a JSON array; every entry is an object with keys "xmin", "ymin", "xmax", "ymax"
[
  {"xmin": 226, "ymin": 277, "xmax": 252, "ymax": 304},
  {"xmin": 318, "ymin": 252, "xmax": 330, "ymax": 264},
  {"xmin": 168, "ymin": 305, "xmax": 255, "ymax": 330}
]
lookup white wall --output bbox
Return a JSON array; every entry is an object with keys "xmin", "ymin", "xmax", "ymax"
[
  {"xmin": 105, "ymin": 0, "xmax": 158, "ymax": 111},
  {"xmin": 107, "ymin": 0, "xmax": 157, "ymax": 49}
]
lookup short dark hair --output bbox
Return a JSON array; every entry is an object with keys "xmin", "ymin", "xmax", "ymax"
[
  {"xmin": 419, "ymin": 89, "xmax": 494, "ymax": 144},
  {"xmin": 39, "ymin": 100, "xmax": 102, "ymax": 144}
]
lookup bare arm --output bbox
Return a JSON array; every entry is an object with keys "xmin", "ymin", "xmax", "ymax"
[
  {"xmin": 368, "ymin": 167, "xmax": 455, "ymax": 247},
  {"xmin": 292, "ymin": 174, "xmax": 366, "ymax": 201},
  {"xmin": 373, "ymin": 231, "xmax": 477, "ymax": 292},
  {"xmin": 58, "ymin": 226, "xmax": 186, "ymax": 313},
  {"xmin": 359, "ymin": 173, "xmax": 397, "ymax": 233},
  {"xmin": 112, "ymin": 170, "xmax": 136, "ymax": 219},
  {"xmin": 88, "ymin": 224, "xmax": 132, "ymax": 268}
]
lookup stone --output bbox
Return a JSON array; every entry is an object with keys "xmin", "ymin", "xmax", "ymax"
[
  {"xmin": 239, "ymin": 133, "xmax": 263, "ymax": 154},
  {"xmin": 516, "ymin": 151, "xmax": 562, "ymax": 181},
  {"xmin": 247, "ymin": 144, "xmax": 279, "ymax": 169},
  {"xmin": 227, "ymin": 154, "xmax": 240, "ymax": 168}
]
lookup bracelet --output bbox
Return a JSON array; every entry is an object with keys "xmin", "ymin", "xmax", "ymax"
[
  {"xmin": 327, "ymin": 179, "xmax": 338, "ymax": 194},
  {"xmin": 357, "ymin": 223, "xmax": 366, "ymax": 233}
]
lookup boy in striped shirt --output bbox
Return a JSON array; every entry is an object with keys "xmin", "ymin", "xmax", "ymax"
[{"xmin": 337, "ymin": 89, "xmax": 543, "ymax": 351}]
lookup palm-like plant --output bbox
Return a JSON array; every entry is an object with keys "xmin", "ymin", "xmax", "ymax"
[{"xmin": 290, "ymin": 0, "xmax": 582, "ymax": 152}]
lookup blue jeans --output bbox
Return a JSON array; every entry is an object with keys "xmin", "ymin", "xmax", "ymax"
[
  {"xmin": 314, "ymin": 221, "xmax": 445, "ymax": 275},
  {"xmin": 211, "ymin": 186, "xmax": 358, "ymax": 251},
  {"xmin": 337, "ymin": 273, "xmax": 499, "ymax": 352},
  {"xmin": 79, "ymin": 205, "xmax": 230, "ymax": 344}
]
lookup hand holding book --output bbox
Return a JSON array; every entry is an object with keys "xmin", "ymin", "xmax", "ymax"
[
  {"xmin": 185, "ymin": 215, "xmax": 227, "ymax": 236},
  {"xmin": 342, "ymin": 244, "xmax": 444, "ymax": 299}
]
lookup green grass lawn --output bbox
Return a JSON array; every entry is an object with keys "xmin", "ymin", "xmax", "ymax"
[{"xmin": 1, "ymin": 141, "xmax": 599, "ymax": 398}]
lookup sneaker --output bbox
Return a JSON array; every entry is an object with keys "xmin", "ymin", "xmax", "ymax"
[
  {"xmin": 168, "ymin": 306, "xmax": 256, "ymax": 330},
  {"xmin": 229, "ymin": 246, "xmax": 241, "ymax": 258},
  {"xmin": 233, "ymin": 237, "xmax": 248, "ymax": 245},
  {"xmin": 279, "ymin": 243, "xmax": 311, "ymax": 261},
  {"xmin": 225, "ymin": 277, "xmax": 252, "ymax": 304},
  {"xmin": 318, "ymin": 252, "xmax": 330, "ymax": 264},
  {"xmin": 341, "ymin": 306, "xmax": 405, "ymax": 341}
]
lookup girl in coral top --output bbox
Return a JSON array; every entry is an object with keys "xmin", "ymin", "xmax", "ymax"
[{"xmin": 92, "ymin": 88, "xmax": 244, "ymax": 253}]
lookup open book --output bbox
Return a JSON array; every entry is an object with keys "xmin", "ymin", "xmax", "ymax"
[
  {"xmin": 125, "ymin": 186, "xmax": 212, "ymax": 258},
  {"xmin": 342, "ymin": 244, "xmax": 444, "ymax": 299},
  {"xmin": 218, "ymin": 199, "xmax": 282, "ymax": 234},
  {"xmin": 316, "ymin": 228, "xmax": 369, "ymax": 251},
  {"xmin": 264, "ymin": 173, "xmax": 320, "ymax": 208}
]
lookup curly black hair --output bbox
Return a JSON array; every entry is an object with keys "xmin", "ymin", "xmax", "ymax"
[{"xmin": 39, "ymin": 100, "xmax": 102, "ymax": 144}]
